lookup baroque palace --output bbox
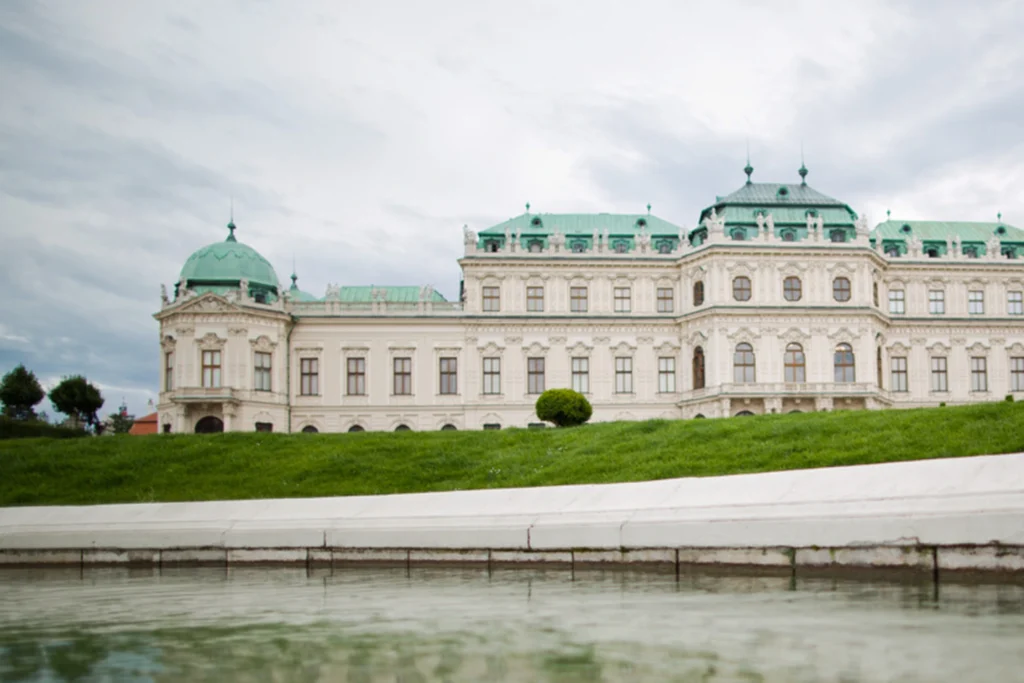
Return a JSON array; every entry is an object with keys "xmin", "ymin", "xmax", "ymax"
[{"xmin": 155, "ymin": 164, "xmax": 1024, "ymax": 433}]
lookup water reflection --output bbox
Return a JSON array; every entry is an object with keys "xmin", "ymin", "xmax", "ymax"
[{"xmin": 0, "ymin": 566, "xmax": 1021, "ymax": 682}]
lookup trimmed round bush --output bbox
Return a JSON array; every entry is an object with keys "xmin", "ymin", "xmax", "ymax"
[{"xmin": 535, "ymin": 388, "xmax": 593, "ymax": 428}]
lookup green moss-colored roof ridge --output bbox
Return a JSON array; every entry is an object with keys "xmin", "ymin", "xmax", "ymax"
[
  {"xmin": 871, "ymin": 219, "xmax": 1024, "ymax": 243},
  {"xmin": 479, "ymin": 212, "xmax": 682, "ymax": 236}
]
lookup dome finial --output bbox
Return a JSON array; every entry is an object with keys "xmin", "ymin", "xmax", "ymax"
[
  {"xmin": 525, "ymin": 201, "xmax": 530, "ymax": 214},
  {"xmin": 646, "ymin": 203, "xmax": 651, "ymax": 215},
  {"xmin": 886, "ymin": 209, "xmax": 891, "ymax": 220},
  {"xmin": 744, "ymin": 140, "xmax": 753, "ymax": 184},
  {"xmin": 798, "ymin": 142, "xmax": 808, "ymax": 185},
  {"xmin": 226, "ymin": 197, "xmax": 237, "ymax": 242},
  {"xmin": 998, "ymin": 211, "xmax": 1003, "ymax": 223}
]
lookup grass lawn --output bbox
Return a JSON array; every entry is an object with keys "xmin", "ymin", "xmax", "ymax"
[{"xmin": 1, "ymin": 401, "xmax": 1023, "ymax": 507}]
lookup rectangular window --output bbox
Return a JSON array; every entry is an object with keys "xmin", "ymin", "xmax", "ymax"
[
  {"xmin": 1011, "ymin": 357, "xmax": 1024, "ymax": 392},
  {"xmin": 614, "ymin": 287, "xmax": 631, "ymax": 312},
  {"xmin": 931, "ymin": 357, "xmax": 948, "ymax": 392},
  {"xmin": 1008, "ymin": 291, "xmax": 1023, "ymax": 315},
  {"xmin": 299, "ymin": 357, "xmax": 318, "ymax": 396},
  {"xmin": 615, "ymin": 357, "xmax": 633, "ymax": 394},
  {"xmin": 970, "ymin": 357, "xmax": 988, "ymax": 392},
  {"xmin": 526, "ymin": 286, "xmax": 544, "ymax": 312},
  {"xmin": 888, "ymin": 290, "xmax": 905, "ymax": 314},
  {"xmin": 890, "ymin": 357, "xmax": 908, "ymax": 393},
  {"xmin": 254, "ymin": 351, "xmax": 272, "ymax": 392},
  {"xmin": 928, "ymin": 290, "xmax": 945, "ymax": 315},
  {"xmin": 255, "ymin": 422, "xmax": 273, "ymax": 433},
  {"xmin": 968, "ymin": 290, "xmax": 984, "ymax": 314},
  {"xmin": 482, "ymin": 358, "xmax": 501, "ymax": 395},
  {"xmin": 393, "ymin": 357, "xmax": 412, "ymax": 395},
  {"xmin": 657, "ymin": 287, "xmax": 674, "ymax": 313},
  {"xmin": 527, "ymin": 357, "xmax": 545, "ymax": 394},
  {"xmin": 570, "ymin": 286, "xmax": 588, "ymax": 312},
  {"xmin": 439, "ymin": 357, "xmax": 458, "ymax": 395},
  {"xmin": 658, "ymin": 357, "xmax": 676, "ymax": 393},
  {"xmin": 201, "ymin": 350, "xmax": 222, "ymax": 388},
  {"xmin": 571, "ymin": 357, "xmax": 589, "ymax": 394},
  {"xmin": 346, "ymin": 358, "xmax": 366, "ymax": 395},
  {"xmin": 482, "ymin": 286, "xmax": 500, "ymax": 312},
  {"xmin": 164, "ymin": 351, "xmax": 174, "ymax": 391}
]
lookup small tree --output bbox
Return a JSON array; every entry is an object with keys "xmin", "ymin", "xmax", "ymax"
[
  {"xmin": 108, "ymin": 411, "xmax": 135, "ymax": 435},
  {"xmin": 0, "ymin": 364, "xmax": 45, "ymax": 421},
  {"xmin": 535, "ymin": 388, "xmax": 593, "ymax": 427},
  {"xmin": 49, "ymin": 376, "xmax": 104, "ymax": 431}
]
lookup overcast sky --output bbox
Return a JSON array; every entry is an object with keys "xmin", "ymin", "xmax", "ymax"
[{"xmin": 2, "ymin": 0, "xmax": 1023, "ymax": 419}]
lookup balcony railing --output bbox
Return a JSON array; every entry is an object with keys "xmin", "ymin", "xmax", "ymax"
[
  {"xmin": 166, "ymin": 387, "xmax": 238, "ymax": 403},
  {"xmin": 678, "ymin": 382, "xmax": 892, "ymax": 404}
]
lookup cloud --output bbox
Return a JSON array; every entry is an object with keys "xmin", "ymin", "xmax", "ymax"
[{"xmin": 1, "ymin": 0, "xmax": 1022, "ymax": 418}]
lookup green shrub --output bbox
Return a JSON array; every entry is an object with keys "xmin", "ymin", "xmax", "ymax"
[
  {"xmin": 0, "ymin": 417, "xmax": 88, "ymax": 440},
  {"xmin": 535, "ymin": 389, "xmax": 593, "ymax": 427},
  {"xmin": 1006, "ymin": 395, "xmax": 1015, "ymax": 403}
]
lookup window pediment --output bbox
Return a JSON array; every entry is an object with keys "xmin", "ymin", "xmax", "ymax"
[
  {"xmin": 197, "ymin": 332, "xmax": 226, "ymax": 350},
  {"xmin": 780, "ymin": 327, "xmax": 811, "ymax": 343},
  {"xmin": 250, "ymin": 335, "xmax": 277, "ymax": 352},
  {"xmin": 478, "ymin": 341, "xmax": 505, "ymax": 356},
  {"xmin": 828, "ymin": 327, "xmax": 860, "ymax": 342},
  {"xmin": 523, "ymin": 341, "xmax": 549, "ymax": 356},
  {"xmin": 160, "ymin": 335, "xmax": 177, "ymax": 351},
  {"xmin": 1007, "ymin": 342, "xmax": 1024, "ymax": 355},
  {"xmin": 611, "ymin": 341, "xmax": 637, "ymax": 356},
  {"xmin": 726, "ymin": 327, "xmax": 759, "ymax": 343},
  {"xmin": 342, "ymin": 345, "xmax": 370, "ymax": 358},
  {"xmin": 566, "ymin": 341, "xmax": 593, "ymax": 357},
  {"xmin": 928, "ymin": 341, "xmax": 951, "ymax": 355},
  {"xmin": 966, "ymin": 341, "xmax": 990, "ymax": 355},
  {"xmin": 655, "ymin": 341, "xmax": 681, "ymax": 356},
  {"xmin": 687, "ymin": 331, "xmax": 708, "ymax": 347},
  {"xmin": 886, "ymin": 341, "xmax": 911, "ymax": 355}
]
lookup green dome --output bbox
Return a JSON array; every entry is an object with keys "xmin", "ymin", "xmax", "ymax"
[
  {"xmin": 287, "ymin": 273, "xmax": 320, "ymax": 302},
  {"xmin": 179, "ymin": 222, "xmax": 280, "ymax": 297}
]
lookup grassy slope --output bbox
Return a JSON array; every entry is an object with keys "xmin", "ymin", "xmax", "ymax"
[{"xmin": 2, "ymin": 401, "xmax": 1023, "ymax": 507}]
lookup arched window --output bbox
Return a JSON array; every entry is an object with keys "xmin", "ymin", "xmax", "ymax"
[
  {"xmin": 733, "ymin": 343, "xmax": 756, "ymax": 383},
  {"xmin": 693, "ymin": 281, "xmax": 705, "ymax": 306},
  {"xmin": 692, "ymin": 346, "xmax": 705, "ymax": 390},
  {"xmin": 527, "ymin": 240, "xmax": 543, "ymax": 253},
  {"xmin": 484, "ymin": 240, "xmax": 500, "ymax": 253},
  {"xmin": 784, "ymin": 343, "xmax": 805, "ymax": 383},
  {"xmin": 348, "ymin": 425, "xmax": 365, "ymax": 433},
  {"xmin": 570, "ymin": 241, "xmax": 586, "ymax": 253},
  {"xmin": 733, "ymin": 276, "xmax": 752, "ymax": 301},
  {"xmin": 833, "ymin": 277, "xmax": 851, "ymax": 302},
  {"xmin": 730, "ymin": 228, "xmax": 746, "ymax": 241},
  {"xmin": 440, "ymin": 424, "xmax": 457, "ymax": 431},
  {"xmin": 781, "ymin": 230, "xmax": 796, "ymax": 242},
  {"xmin": 926, "ymin": 247, "xmax": 939, "ymax": 258},
  {"xmin": 783, "ymin": 276, "xmax": 802, "ymax": 301},
  {"xmin": 612, "ymin": 240, "xmax": 629, "ymax": 253},
  {"xmin": 657, "ymin": 240, "xmax": 673, "ymax": 254},
  {"xmin": 395, "ymin": 424, "xmax": 412, "ymax": 432},
  {"xmin": 301, "ymin": 425, "xmax": 319, "ymax": 434},
  {"xmin": 735, "ymin": 410, "xmax": 755, "ymax": 417},
  {"xmin": 873, "ymin": 282, "xmax": 880, "ymax": 307},
  {"xmin": 876, "ymin": 347, "xmax": 883, "ymax": 387},
  {"xmin": 830, "ymin": 229, "xmax": 847, "ymax": 243},
  {"xmin": 834, "ymin": 344, "xmax": 855, "ymax": 383}
]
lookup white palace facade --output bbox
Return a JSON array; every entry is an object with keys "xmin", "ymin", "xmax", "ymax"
[{"xmin": 155, "ymin": 165, "xmax": 1024, "ymax": 433}]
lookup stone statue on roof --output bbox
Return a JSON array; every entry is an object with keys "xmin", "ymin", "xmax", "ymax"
[
  {"xmin": 987, "ymin": 235, "xmax": 1002, "ymax": 259},
  {"xmin": 462, "ymin": 224, "xmax": 476, "ymax": 247},
  {"xmin": 325, "ymin": 283, "xmax": 340, "ymax": 299},
  {"xmin": 160, "ymin": 284, "xmax": 169, "ymax": 306},
  {"xmin": 550, "ymin": 227, "xmax": 564, "ymax": 253}
]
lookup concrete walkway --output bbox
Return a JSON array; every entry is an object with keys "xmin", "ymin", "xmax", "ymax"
[{"xmin": 2, "ymin": 453, "xmax": 1023, "ymax": 573}]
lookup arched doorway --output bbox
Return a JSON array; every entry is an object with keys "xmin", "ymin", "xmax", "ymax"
[
  {"xmin": 440, "ymin": 424, "xmax": 457, "ymax": 431},
  {"xmin": 395, "ymin": 424, "xmax": 411, "ymax": 432},
  {"xmin": 348, "ymin": 425, "xmax": 365, "ymax": 433},
  {"xmin": 734, "ymin": 410, "xmax": 755, "ymax": 417},
  {"xmin": 301, "ymin": 425, "xmax": 319, "ymax": 433},
  {"xmin": 195, "ymin": 416, "xmax": 224, "ymax": 433}
]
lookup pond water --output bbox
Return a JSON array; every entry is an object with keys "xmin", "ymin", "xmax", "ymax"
[{"xmin": 0, "ymin": 565, "xmax": 1022, "ymax": 682}]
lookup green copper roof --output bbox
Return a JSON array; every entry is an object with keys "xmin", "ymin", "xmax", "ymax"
[
  {"xmin": 715, "ymin": 182, "xmax": 849, "ymax": 207},
  {"xmin": 332, "ymin": 286, "xmax": 447, "ymax": 303},
  {"xmin": 871, "ymin": 220, "xmax": 1024, "ymax": 243},
  {"xmin": 479, "ymin": 212, "xmax": 682, "ymax": 236},
  {"xmin": 179, "ymin": 222, "xmax": 280, "ymax": 291},
  {"xmin": 699, "ymin": 182, "xmax": 858, "ymax": 225}
]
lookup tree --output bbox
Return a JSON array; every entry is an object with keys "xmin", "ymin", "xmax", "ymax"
[
  {"xmin": 535, "ymin": 388, "xmax": 593, "ymax": 428},
  {"xmin": 49, "ymin": 376, "xmax": 104, "ymax": 431},
  {"xmin": 0, "ymin": 364, "xmax": 45, "ymax": 420},
  {"xmin": 107, "ymin": 411, "xmax": 134, "ymax": 435}
]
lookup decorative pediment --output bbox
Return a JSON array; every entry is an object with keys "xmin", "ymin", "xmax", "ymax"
[
  {"xmin": 728, "ymin": 261, "xmax": 755, "ymax": 278},
  {"xmin": 655, "ymin": 341, "xmax": 681, "ymax": 356},
  {"xmin": 566, "ymin": 341, "xmax": 593, "ymax": 357},
  {"xmin": 925, "ymin": 277, "xmax": 948, "ymax": 289},
  {"xmin": 726, "ymin": 327, "xmax": 759, "ymax": 343},
  {"xmin": 478, "ymin": 341, "xmax": 505, "ymax": 356},
  {"xmin": 828, "ymin": 327, "xmax": 860, "ymax": 342},
  {"xmin": 1008, "ymin": 342, "xmax": 1024, "ymax": 355},
  {"xmin": 172, "ymin": 293, "xmax": 240, "ymax": 314},
  {"xmin": 388, "ymin": 345, "xmax": 416, "ymax": 357},
  {"xmin": 886, "ymin": 341, "xmax": 911, "ymax": 355},
  {"xmin": 966, "ymin": 341, "xmax": 990, "ymax": 355},
  {"xmin": 610, "ymin": 341, "xmax": 637, "ymax": 356},
  {"xmin": 434, "ymin": 346, "xmax": 462, "ymax": 356},
  {"xmin": 780, "ymin": 327, "xmax": 811, "ymax": 343},
  {"xmin": 250, "ymin": 335, "xmax": 277, "ymax": 352},
  {"xmin": 688, "ymin": 266, "xmax": 706, "ymax": 281},
  {"xmin": 687, "ymin": 330, "xmax": 708, "ymax": 347},
  {"xmin": 883, "ymin": 277, "xmax": 907, "ymax": 288},
  {"xmin": 928, "ymin": 341, "xmax": 951, "ymax": 355},
  {"xmin": 828, "ymin": 262, "xmax": 855, "ymax": 276},
  {"xmin": 294, "ymin": 344, "xmax": 323, "ymax": 356},
  {"xmin": 197, "ymin": 332, "xmax": 226, "ymax": 350},
  {"xmin": 779, "ymin": 261, "xmax": 808, "ymax": 275},
  {"xmin": 523, "ymin": 341, "xmax": 550, "ymax": 356}
]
